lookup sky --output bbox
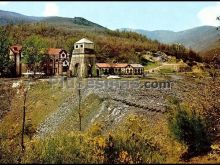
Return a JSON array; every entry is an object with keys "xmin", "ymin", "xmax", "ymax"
[{"xmin": 0, "ymin": 1, "xmax": 220, "ymax": 32}]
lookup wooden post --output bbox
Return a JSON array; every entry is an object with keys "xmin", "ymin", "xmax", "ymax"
[{"xmin": 21, "ymin": 89, "xmax": 27, "ymax": 152}]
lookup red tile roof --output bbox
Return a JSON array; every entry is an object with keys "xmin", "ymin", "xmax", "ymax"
[
  {"xmin": 112, "ymin": 63, "xmax": 128, "ymax": 68},
  {"xmin": 96, "ymin": 63, "xmax": 111, "ymax": 68},
  {"xmin": 96, "ymin": 63, "xmax": 129, "ymax": 68},
  {"xmin": 10, "ymin": 45, "xmax": 22, "ymax": 54},
  {"xmin": 48, "ymin": 48, "xmax": 62, "ymax": 56}
]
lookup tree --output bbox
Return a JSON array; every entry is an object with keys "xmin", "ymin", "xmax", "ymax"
[
  {"xmin": 0, "ymin": 27, "xmax": 13, "ymax": 77},
  {"xmin": 205, "ymin": 53, "xmax": 220, "ymax": 81},
  {"xmin": 22, "ymin": 35, "xmax": 48, "ymax": 74}
]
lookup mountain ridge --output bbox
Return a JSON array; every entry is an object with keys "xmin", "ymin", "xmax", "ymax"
[
  {"xmin": 119, "ymin": 25, "xmax": 220, "ymax": 53},
  {"xmin": 0, "ymin": 9, "xmax": 107, "ymax": 30}
]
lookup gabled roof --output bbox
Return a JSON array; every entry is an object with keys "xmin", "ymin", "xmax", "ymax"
[
  {"xmin": 48, "ymin": 48, "xmax": 62, "ymax": 56},
  {"xmin": 75, "ymin": 38, "xmax": 93, "ymax": 44},
  {"xmin": 96, "ymin": 63, "xmax": 144, "ymax": 68},
  {"xmin": 129, "ymin": 64, "xmax": 144, "ymax": 68},
  {"xmin": 96, "ymin": 63, "xmax": 129, "ymax": 68},
  {"xmin": 112, "ymin": 63, "xmax": 128, "ymax": 68},
  {"xmin": 10, "ymin": 44, "xmax": 22, "ymax": 54},
  {"xmin": 96, "ymin": 63, "xmax": 111, "ymax": 68}
]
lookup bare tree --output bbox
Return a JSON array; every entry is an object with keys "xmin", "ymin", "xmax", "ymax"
[
  {"xmin": 17, "ymin": 80, "xmax": 30, "ymax": 152},
  {"xmin": 206, "ymin": 54, "xmax": 220, "ymax": 81}
]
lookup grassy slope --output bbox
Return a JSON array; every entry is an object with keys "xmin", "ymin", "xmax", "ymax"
[
  {"xmin": 56, "ymin": 93, "xmax": 104, "ymax": 133},
  {"xmin": 0, "ymin": 81, "xmax": 69, "ymax": 141}
]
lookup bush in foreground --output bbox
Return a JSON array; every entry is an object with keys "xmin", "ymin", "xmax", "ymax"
[{"xmin": 167, "ymin": 97, "xmax": 211, "ymax": 159}]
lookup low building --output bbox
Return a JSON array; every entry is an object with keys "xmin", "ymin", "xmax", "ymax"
[{"xmin": 96, "ymin": 63, "xmax": 144, "ymax": 76}]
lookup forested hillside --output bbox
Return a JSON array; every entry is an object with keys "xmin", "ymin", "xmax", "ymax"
[{"xmin": 3, "ymin": 22, "xmax": 200, "ymax": 64}]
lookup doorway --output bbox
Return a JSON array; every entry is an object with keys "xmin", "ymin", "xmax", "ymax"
[
  {"xmin": 87, "ymin": 64, "xmax": 93, "ymax": 77},
  {"xmin": 74, "ymin": 63, "xmax": 80, "ymax": 77}
]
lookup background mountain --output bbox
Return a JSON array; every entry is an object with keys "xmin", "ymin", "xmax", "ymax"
[
  {"xmin": 120, "ymin": 26, "xmax": 220, "ymax": 60},
  {"xmin": 0, "ymin": 10, "xmax": 42, "ymax": 25},
  {"xmin": 0, "ymin": 10, "xmax": 107, "ymax": 31}
]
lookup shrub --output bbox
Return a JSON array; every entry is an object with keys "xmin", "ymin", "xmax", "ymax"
[
  {"xmin": 167, "ymin": 97, "xmax": 211, "ymax": 159},
  {"xmin": 23, "ymin": 117, "xmax": 166, "ymax": 164}
]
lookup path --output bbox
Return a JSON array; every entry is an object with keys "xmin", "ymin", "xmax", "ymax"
[{"xmin": 146, "ymin": 63, "xmax": 182, "ymax": 73}]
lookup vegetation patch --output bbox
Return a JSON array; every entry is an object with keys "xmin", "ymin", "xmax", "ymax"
[{"xmin": 167, "ymin": 97, "xmax": 211, "ymax": 160}]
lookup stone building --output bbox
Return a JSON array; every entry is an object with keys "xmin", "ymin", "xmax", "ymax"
[{"xmin": 69, "ymin": 38, "xmax": 96, "ymax": 77}]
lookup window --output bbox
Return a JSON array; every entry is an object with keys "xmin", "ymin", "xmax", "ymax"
[
  {"xmin": 76, "ymin": 45, "xmax": 78, "ymax": 49},
  {"xmin": 63, "ymin": 61, "xmax": 68, "ymax": 66},
  {"xmin": 61, "ymin": 53, "xmax": 65, "ymax": 58},
  {"xmin": 80, "ymin": 44, "xmax": 83, "ymax": 48}
]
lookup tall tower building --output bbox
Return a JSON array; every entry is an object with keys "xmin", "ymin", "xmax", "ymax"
[{"xmin": 69, "ymin": 38, "xmax": 96, "ymax": 78}]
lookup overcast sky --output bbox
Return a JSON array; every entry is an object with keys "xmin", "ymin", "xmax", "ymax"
[{"xmin": 0, "ymin": 1, "xmax": 220, "ymax": 31}]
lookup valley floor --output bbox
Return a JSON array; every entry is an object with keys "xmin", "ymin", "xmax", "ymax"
[{"xmin": 0, "ymin": 73, "xmax": 220, "ymax": 163}]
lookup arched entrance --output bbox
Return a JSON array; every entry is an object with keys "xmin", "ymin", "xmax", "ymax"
[
  {"xmin": 109, "ymin": 68, "xmax": 114, "ymax": 75},
  {"xmin": 96, "ymin": 69, "xmax": 100, "ymax": 77},
  {"xmin": 62, "ymin": 60, "xmax": 69, "ymax": 72},
  {"xmin": 87, "ymin": 64, "xmax": 93, "ymax": 77},
  {"xmin": 74, "ymin": 63, "xmax": 80, "ymax": 77}
]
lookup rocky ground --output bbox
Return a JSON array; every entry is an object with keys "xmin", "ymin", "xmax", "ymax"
[{"xmin": 33, "ymin": 76, "xmax": 187, "ymax": 138}]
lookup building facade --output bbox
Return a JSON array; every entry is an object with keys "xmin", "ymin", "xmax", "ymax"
[
  {"xmin": 9, "ymin": 46, "xmax": 70, "ymax": 76},
  {"xmin": 69, "ymin": 38, "xmax": 96, "ymax": 78},
  {"xmin": 9, "ymin": 44, "xmax": 23, "ymax": 76},
  {"xmin": 96, "ymin": 63, "xmax": 144, "ymax": 76},
  {"xmin": 44, "ymin": 48, "xmax": 70, "ymax": 76}
]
